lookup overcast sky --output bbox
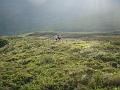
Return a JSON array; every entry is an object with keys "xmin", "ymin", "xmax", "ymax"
[{"xmin": 0, "ymin": 0, "xmax": 120, "ymax": 34}]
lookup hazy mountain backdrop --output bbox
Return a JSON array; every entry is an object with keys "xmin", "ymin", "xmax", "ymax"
[{"xmin": 0, "ymin": 0, "xmax": 120, "ymax": 35}]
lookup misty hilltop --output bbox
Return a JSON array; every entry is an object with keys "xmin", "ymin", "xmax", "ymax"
[{"xmin": 0, "ymin": 0, "xmax": 120, "ymax": 35}]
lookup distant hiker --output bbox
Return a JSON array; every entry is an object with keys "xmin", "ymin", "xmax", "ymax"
[{"xmin": 54, "ymin": 35, "xmax": 61, "ymax": 41}]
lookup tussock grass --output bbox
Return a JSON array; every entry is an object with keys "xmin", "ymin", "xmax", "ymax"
[{"xmin": 0, "ymin": 35, "xmax": 120, "ymax": 90}]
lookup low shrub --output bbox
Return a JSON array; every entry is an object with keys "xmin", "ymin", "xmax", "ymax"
[{"xmin": 0, "ymin": 39, "xmax": 8, "ymax": 48}]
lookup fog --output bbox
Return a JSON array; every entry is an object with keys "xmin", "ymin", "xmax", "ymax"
[{"xmin": 0, "ymin": 0, "xmax": 120, "ymax": 35}]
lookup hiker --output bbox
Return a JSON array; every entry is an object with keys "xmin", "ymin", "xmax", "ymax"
[{"xmin": 54, "ymin": 35, "xmax": 61, "ymax": 41}]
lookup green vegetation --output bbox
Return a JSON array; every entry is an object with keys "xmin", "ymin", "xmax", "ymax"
[
  {"xmin": 0, "ymin": 38, "xmax": 9, "ymax": 48},
  {"xmin": 0, "ymin": 34, "xmax": 120, "ymax": 90}
]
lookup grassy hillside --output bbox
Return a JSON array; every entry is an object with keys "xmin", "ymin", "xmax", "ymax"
[
  {"xmin": 0, "ymin": 34, "xmax": 120, "ymax": 90},
  {"xmin": 26, "ymin": 31, "xmax": 120, "ymax": 38}
]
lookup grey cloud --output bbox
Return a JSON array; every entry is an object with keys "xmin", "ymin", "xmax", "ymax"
[{"xmin": 0, "ymin": 0, "xmax": 120, "ymax": 35}]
